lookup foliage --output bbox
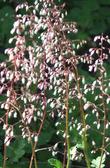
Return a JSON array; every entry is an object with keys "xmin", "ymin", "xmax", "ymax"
[
  {"xmin": 91, "ymin": 154, "xmax": 106, "ymax": 168},
  {"xmin": 64, "ymin": 0, "xmax": 110, "ymax": 38},
  {"xmin": 48, "ymin": 158, "xmax": 63, "ymax": 168}
]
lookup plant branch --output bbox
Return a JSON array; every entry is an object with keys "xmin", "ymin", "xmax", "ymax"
[{"xmin": 73, "ymin": 65, "xmax": 91, "ymax": 168}]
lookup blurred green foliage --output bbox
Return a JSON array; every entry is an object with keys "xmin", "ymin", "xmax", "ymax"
[
  {"xmin": 48, "ymin": 158, "xmax": 63, "ymax": 168},
  {"xmin": 64, "ymin": 0, "xmax": 110, "ymax": 38}
]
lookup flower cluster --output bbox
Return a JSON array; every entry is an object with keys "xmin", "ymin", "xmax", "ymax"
[
  {"xmin": 0, "ymin": 0, "xmax": 78, "ymax": 147},
  {"xmin": 81, "ymin": 35, "xmax": 110, "ymax": 156}
]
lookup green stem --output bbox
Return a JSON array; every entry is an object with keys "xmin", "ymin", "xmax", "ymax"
[
  {"xmin": 98, "ymin": 74, "xmax": 106, "ymax": 168},
  {"xmin": 79, "ymin": 98, "xmax": 91, "ymax": 168},
  {"xmin": 65, "ymin": 74, "xmax": 70, "ymax": 168},
  {"xmin": 29, "ymin": 142, "xmax": 38, "ymax": 168},
  {"xmin": 3, "ymin": 144, "xmax": 7, "ymax": 168},
  {"xmin": 3, "ymin": 111, "xmax": 9, "ymax": 168},
  {"xmin": 74, "ymin": 66, "xmax": 90, "ymax": 168}
]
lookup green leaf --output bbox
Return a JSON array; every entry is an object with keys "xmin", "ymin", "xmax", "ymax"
[
  {"xmin": 76, "ymin": 142, "xmax": 84, "ymax": 150},
  {"xmin": 91, "ymin": 154, "xmax": 106, "ymax": 168},
  {"xmin": 7, "ymin": 158, "xmax": 29, "ymax": 168},
  {"xmin": 48, "ymin": 158, "xmax": 63, "ymax": 168},
  {"xmin": 38, "ymin": 120, "xmax": 55, "ymax": 145},
  {"xmin": 7, "ymin": 138, "xmax": 26, "ymax": 162}
]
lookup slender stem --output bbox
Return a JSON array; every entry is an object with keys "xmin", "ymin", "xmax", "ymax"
[
  {"xmin": 29, "ymin": 95, "xmax": 46, "ymax": 168},
  {"xmin": 28, "ymin": 131, "xmax": 38, "ymax": 168},
  {"xmin": 29, "ymin": 51, "xmax": 47, "ymax": 168},
  {"xmin": 63, "ymin": 138, "xmax": 67, "ymax": 168},
  {"xmin": 98, "ymin": 74, "xmax": 106, "ymax": 168},
  {"xmin": 78, "ymin": 98, "xmax": 90, "ymax": 168},
  {"xmin": 10, "ymin": 102, "xmax": 38, "ymax": 168},
  {"xmin": 29, "ymin": 142, "xmax": 38, "ymax": 168},
  {"xmin": 73, "ymin": 65, "xmax": 90, "ymax": 168},
  {"xmin": 98, "ymin": 40, "xmax": 106, "ymax": 168},
  {"xmin": 3, "ymin": 144, "xmax": 7, "ymax": 168},
  {"xmin": 3, "ymin": 111, "xmax": 9, "ymax": 168},
  {"xmin": 65, "ymin": 73, "xmax": 70, "ymax": 168}
]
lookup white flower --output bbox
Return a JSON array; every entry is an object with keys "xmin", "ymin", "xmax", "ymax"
[
  {"xmin": 34, "ymin": 135, "xmax": 38, "ymax": 142},
  {"xmin": 84, "ymin": 102, "xmax": 90, "ymax": 110}
]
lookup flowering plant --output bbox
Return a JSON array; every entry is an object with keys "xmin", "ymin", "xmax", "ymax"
[{"xmin": 0, "ymin": 0, "xmax": 110, "ymax": 168}]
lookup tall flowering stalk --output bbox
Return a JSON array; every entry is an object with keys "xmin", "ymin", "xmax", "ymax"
[
  {"xmin": 82, "ymin": 35, "xmax": 110, "ymax": 168},
  {"xmin": 0, "ymin": 0, "xmax": 78, "ymax": 167},
  {"xmin": 1, "ymin": 0, "xmax": 110, "ymax": 168}
]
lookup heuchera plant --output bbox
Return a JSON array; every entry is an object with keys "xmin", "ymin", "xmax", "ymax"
[{"xmin": 0, "ymin": 0, "xmax": 110, "ymax": 168}]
